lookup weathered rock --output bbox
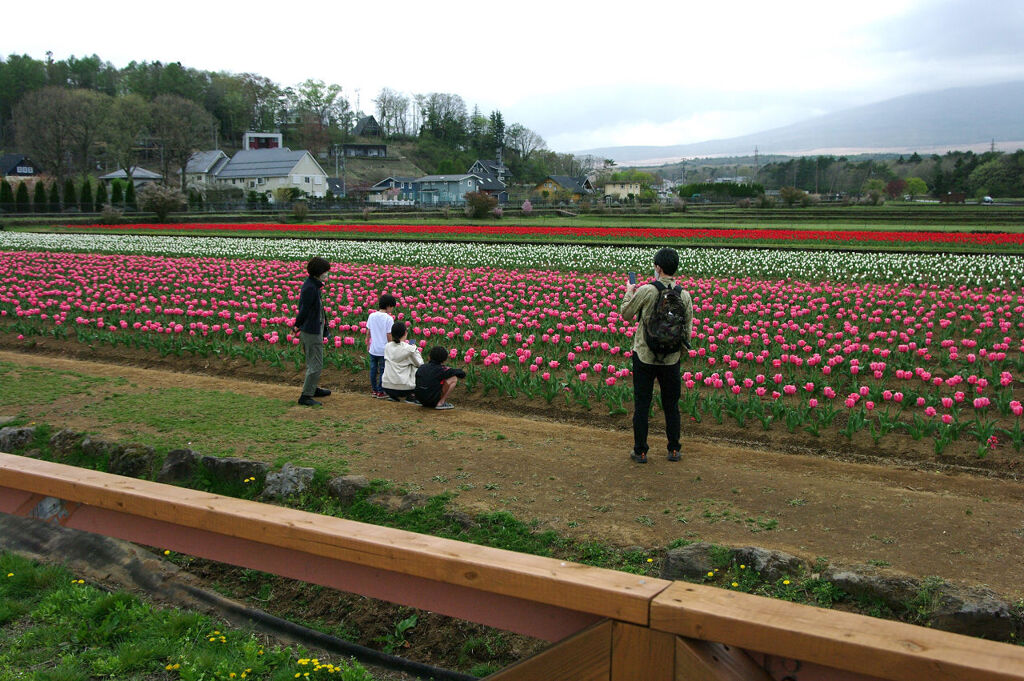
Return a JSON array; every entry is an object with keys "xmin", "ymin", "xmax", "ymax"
[
  {"xmin": 367, "ymin": 492, "xmax": 429, "ymax": 513},
  {"xmin": 823, "ymin": 565, "xmax": 921, "ymax": 610},
  {"xmin": 0, "ymin": 426, "xmax": 36, "ymax": 452},
  {"xmin": 661, "ymin": 542, "xmax": 717, "ymax": 581},
  {"xmin": 80, "ymin": 436, "xmax": 120, "ymax": 458},
  {"xmin": 49, "ymin": 429, "xmax": 83, "ymax": 454},
  {"xmin": 730, "ymin": 546, "xmax": 807, "ymax": 582},
  {"xmin": 261, "ymin": 463, "xmax": 316, "ymax": 499},
  {"xmin": 327, "ymin": 475, "xmax": 370, "ymax": 504},
  {"xmin": 930, "ymin": 585, "xmax": 1018, "ymax": 640},
  {"xmin": 0, "ymin": 416, "xmax": 17, "ymax": 427},
  {"xmin": 200, "ymin": 456, "xmax": 269, "ymax": 484},
  {"xmin": 157, "ymin": 449, "xmax": 202, "ymax": 484},
  {"xmin": 108, "ymin": 445, "xmax": 156, "ymax": 479}
]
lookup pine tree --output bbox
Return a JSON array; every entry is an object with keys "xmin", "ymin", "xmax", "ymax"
[
  {"xmin": 79, "ymin": 178, "xmax": 94, "ymax": 212},
  {"xmin": 124, "ymin": 181, "xmax": 137, "ymax": 210},
  {"xmin": 95, "ymin": 181, "xmax": 108, "ymax": 208},
  {"xmin": 15, "ymin": 182, "xmax": 30, "ymax": 213},
  {"xmin": 33, "ymin": 181, "xmax": 47, "ymax": 212},
  {"xmin": 0, "ymin": 180, "xmax": 13, "ymax": 212},
  {"xmin": 111, "ymin": 180, "xmax": 124, "ymax": 208},
  {"xmin": 48, "ymin": 182, "xmax": 60, "ymax": 212},
  {"xmin": 63, "ymin": 179, "xmax": 77, "ymax": 211}
]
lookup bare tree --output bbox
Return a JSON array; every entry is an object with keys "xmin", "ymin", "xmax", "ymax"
[
  {"xmin": 14, "ymin": 86, "xmax": 77, "ymax": 184},
  {"xmin": 505, "ymin": 123, "xmax": 546, "ymax": 163},
  {"xmin": 151, "ymin": 94, "xmax": 215, "ymax": 190},
  {"xmin": 68, "ymin": 89, "xmax": 112, "ymax": 174},
  {"xmin": 374, "ymin": 88, "xmax": 410, "ymax": 137},
  {"xmin": 103, "ymin": 93, "xmax": 151, "ymax": 181}
]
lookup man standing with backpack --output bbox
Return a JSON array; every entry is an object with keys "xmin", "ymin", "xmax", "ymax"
[{"xmin": 619, "ymin": 247, "xmax": 694, "ymax": 464}]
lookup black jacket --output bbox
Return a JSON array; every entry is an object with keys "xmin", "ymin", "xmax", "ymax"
[
  {"xmin": 414, "ymin": 361, "xmax": 466, "ymax": 406},
  {"xmin": 294, "ymin": 276, "xmax": 326, "ymax": 336}
]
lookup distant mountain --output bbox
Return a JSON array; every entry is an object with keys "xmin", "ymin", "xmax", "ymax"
[{"xmin": 580, "ymin": 82, "xmax": 1024, "ymax": 165}]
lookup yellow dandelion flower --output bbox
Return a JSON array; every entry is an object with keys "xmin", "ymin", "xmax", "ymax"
[
  {"xmin": 164, "ymin": 550, "xmax": 171, "ymax": 556},
  {"xmin": 646, "ymin": 558, "xmax": 653, "ymax": 563},
  {"xmin": 165, "ymin": 665, "xmax": 174, "ymax": 671},
  {"xmin": 731, "ymin": 582, "xmax": 739, "ymax": 587},
  {"xmin": 209, "ymin": 637, "xmax": 216, "ymax": 642},
  {"xmin": 740, "ymin": 564, "xmax": 746, "ymax": 569},
  {"xmin": 6, "ymin": 573, "xmax": 12, "ymax": 578},
  {"xmin": 230, "ymin": 674, "xmax": 236, "ymax": 679},
  {"xmin": 173, "ymin": 664, "xmax": 180, "ymax": 670},
  {"xmin": 214, "ymin": 631, "xmax": 221, "ymax": 635},
  {"xmin": 706, "ymin": 571, "xmax": 714, "ymax": 577},
  {"xmin": 783, "ymin": 580, "xmax": 791, "ymax": 585}
]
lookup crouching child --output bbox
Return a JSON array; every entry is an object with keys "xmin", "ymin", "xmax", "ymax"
[{"xmin": 414, "ymin": 346, "xmax": 466, "ymax": 410}]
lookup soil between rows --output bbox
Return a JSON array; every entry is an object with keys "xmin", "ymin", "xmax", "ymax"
[{"xmin": 2, "ymin": 340, "xmax": 1024, "ymax": 603}]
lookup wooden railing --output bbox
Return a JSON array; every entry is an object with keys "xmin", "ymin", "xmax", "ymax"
[{"xmin": 1, "ymin": 452, "xmax": 1022, "ymax": 681}]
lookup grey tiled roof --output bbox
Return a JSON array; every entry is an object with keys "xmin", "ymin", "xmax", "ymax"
[
  {"xmin": 416, "ymin": 174, "xmax": 480, "ymax": 183},
  {"xmin": 186, "ymin": 150, "xmax": 228, "ymax": 174},
  {"xmin": 99, "ymin": 166, "xmax": 162, "ymax": 180},
  {"xmin": 216, "ymin": 149, "xmax": 310, "ymax": 179}
]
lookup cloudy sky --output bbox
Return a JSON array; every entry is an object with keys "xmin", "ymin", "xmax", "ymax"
[{"xmin": 7, "ymin": 0, "xmax": 1024, "ymax": 152}]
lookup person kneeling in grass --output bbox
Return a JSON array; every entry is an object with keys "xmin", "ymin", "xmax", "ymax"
[
  {"xmin": 382, "ymin": 321, "xmax": 423, "ymax": 404},
  {"xmin": 414, "ymin": 346, "xmax": 466, "ymax": 410}
]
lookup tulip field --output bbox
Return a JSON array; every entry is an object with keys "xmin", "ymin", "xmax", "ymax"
[{"xmin": 1, "ymin": 230, "xmax": 1023, "ymax": 461}]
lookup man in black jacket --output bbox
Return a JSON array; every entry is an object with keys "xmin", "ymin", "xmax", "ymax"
[{"xmin": 294, "ymin": 257, "xmax": 332, "ymax": 406}]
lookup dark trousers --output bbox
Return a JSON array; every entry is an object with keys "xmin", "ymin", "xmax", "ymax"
[
  {"xmin": 631, "ymin": 355, "xmax": 681, "ymax": 454},
  {"xmin": 369, "ymin": 353, "xmax": 385, "ymax": 393}
]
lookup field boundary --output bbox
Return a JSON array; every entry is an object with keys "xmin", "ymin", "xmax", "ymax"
[{"xmin": 2, "ymin": 452, "xmax": 1023, "ymax": 681}]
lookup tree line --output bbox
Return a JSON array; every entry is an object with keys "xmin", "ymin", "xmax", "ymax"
[{"xmin": 0, "ymin": 53, "xmax": 587, "ymax": 188}]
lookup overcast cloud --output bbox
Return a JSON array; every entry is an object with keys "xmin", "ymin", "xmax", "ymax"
[{"xmin": 6, "ymin": 0, "xmax": 1024, "ymax": 152}]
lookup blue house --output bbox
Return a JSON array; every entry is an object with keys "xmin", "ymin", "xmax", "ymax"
[
  {"xmin": 368, "ymin": 176, "xmax": 418, "ymax": 204},
  {"xmin": 414, "ymin": 174, "xmax": 487, "ymax": 205},
  {"xmin": 467, "ymin": 159, "xmax": 509, "ymax": 204}
]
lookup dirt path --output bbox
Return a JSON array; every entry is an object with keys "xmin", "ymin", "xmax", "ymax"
[{"xmin": 3, "ymin": 348, "xmax": 1024, "ymax": 601}]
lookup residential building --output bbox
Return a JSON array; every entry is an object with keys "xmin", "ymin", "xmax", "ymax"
[
  {"xmin": 468, "ymin": 159, "xmax": 509, "ymax": 203},
  {"xmin": 602, "ymin": 181, "xmax": 641, "ymax": 200},
  {"xmin": 215, "ymin": 148, "xmax": 328, "ymax": 199},
  {"xmin": 415, "ymin": 174, "xmax": 487, "ymax": 205},
  {"xmin": 352, "ymin": 116, "xmax": 382, "ymax": 137},
  {"xmin": 533, "ymin": 176, "xmax": 595, "ymax": 202},
  {"xmin": 98, "ymin": 167, "xmax": 163, "ymax": 187},
  {"xmin": 343, "ymin": 143, "xmax": 387, "ymax": 158},
  {"xmin": 242, "ymin": 131, "xmax": 283, "ymax": 150},
  {"xmin": 183, "ymin": 150, "xmax": 229, "ymax": 187},
  {"xmin": 0, "ymin": 154, "xmax": 41, "ymax": 179},
  {"xmin": 367, "ymin": 176, "xmax": 418, "ymax": 203}
]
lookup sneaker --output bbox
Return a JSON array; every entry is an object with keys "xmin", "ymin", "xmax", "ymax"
[
  {"xmin": 630, "ymin": 450, "xmax": 648, "ymax": 464},
  {"xmin": 405, "ymin": 398, "xmax": 421, "ymax": 405},
  {"xmin": 435, "ymin": 402, "xmax": 455, "ymax": 410},
  {"xmin": 372, "ymin": 391, "xmax": 388, "ymax": 399},
  {"xmin": 386, "ymin": 396, "xmax": 401, "ymax": 402},
  {"xmin": 314, "ymin": 387, "xmax": 332, "ymax": 397},
  {"xmin": 298, "ymin": 395, "xmax": 322, "ymax": 407},
  {"xmin": 668, "ymin": 450, "xmax": 681, "ymax": 462}
]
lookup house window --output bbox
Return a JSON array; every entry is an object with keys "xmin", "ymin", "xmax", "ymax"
[
  {"xmin": 304, "ymin": 177, "xmax": 310, "ymax": 184},
  {"xmin": 314, "ymin": 176, "xmax": 323, "ymax": 185}
]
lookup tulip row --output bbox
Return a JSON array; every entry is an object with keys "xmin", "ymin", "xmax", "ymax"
[
  {"xmin": 1, "ymin": 242, "xmax": 1021, "ymax": 458},
  {"xmin": 61, "ymin": 222, "xmax": 1024, "ymax": 248}
]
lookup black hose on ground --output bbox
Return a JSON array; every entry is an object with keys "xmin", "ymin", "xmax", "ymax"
[{"xmin": 181, "ymin": 584, "xmax": 480, "ymax": 681}]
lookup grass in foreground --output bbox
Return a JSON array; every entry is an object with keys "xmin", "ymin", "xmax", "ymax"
[{"xmin": 0, "ymin": 552, "xmax": 375, "ymax": 681}]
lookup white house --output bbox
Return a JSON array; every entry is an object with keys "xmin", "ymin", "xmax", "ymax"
[
  {"xmin": 215, "ymin": 148, "xmax": 328, "ymax": 199},
  {"xmin": 183, "ymin": 150, "xmax": 229, "ymax": 187}
]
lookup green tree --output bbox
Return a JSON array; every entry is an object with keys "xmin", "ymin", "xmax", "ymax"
[
  {"xmin": 124, "ymin": 180, "xmax": 137, "ymax": 210},
  {"xmin": 68, "ymin": 89, "xmax": 112, "ymax": 173},
  {"xmin": 463, "ymin": 191, "xmax": 498, "ymax": 219},
  {"xmin": 14, "ymin": 182, "xmax": 29, "ymax": 212},
  {"xmin": 0, "ymin": 179, "xmax": 13, "ymax": 211},
  {"xmin": 48, "ymin": 181, "xmax": 60, "ymax": 212},
  {"xmin": 79, "ymin": 177, "xmax": 94, "ymax": 212},
  {"xmin": 111, "ymin": 180, "xmax": 124, "ymax": 207},
  {"xmin": 62, "ymin": 178, "xmax": 76, "ymax": 211},
  {"xmin": 0, "ymin": 54, "xmax": 48, "ymax": 147},
  {"xmin": 779, "ymin": 186, "xmax": 807, "ymax": 207},
  {"xmin": 904, "ymin": 177, "xmax": 928, "ymax": 200},
  {"xmin": 968, "ymin": 153, "xmax": 1023, "ymax": 197},
  {"xmin": 33, "ymin": 180, "xmax": 47, "ymax": 212},
  {"xmin": 95, "ymin": 180, "xmax": 108, "ymax": 208}
]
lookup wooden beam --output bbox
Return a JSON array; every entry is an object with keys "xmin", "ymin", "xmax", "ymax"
[
  {"xmin": 675, "ymin": 638, "xmax": 773, "ymax": 681},
  {"xmin": 611, "ymin": 622, "xmax": 675, "ymax": 681},
  {"xmin": 0, "ymin": 454, "xmax": 670, "ymax": 626},
  {"xmin": 482, "ymin": 620, "xmax": 612, "ymax": 681},
  {"xmin": 651, "ymin": 582, "xmax": 1024, "ymax": 681}
]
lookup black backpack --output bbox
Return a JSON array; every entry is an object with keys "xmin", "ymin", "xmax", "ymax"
[{"xmin": 643, "ymin": 280, "xmax": 691, "ymax": 361}]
